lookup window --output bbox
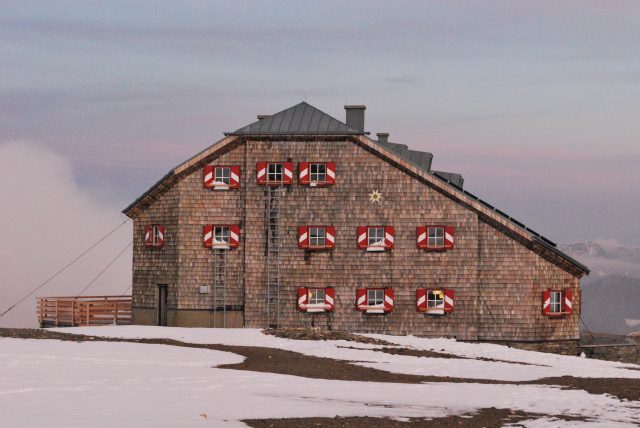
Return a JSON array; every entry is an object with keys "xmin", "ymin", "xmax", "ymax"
[
  {"xmin": 427, "ymin": 290, "xmax": 445, "ymax": 309},
  {"xmin": 151, "ymin": 225, "xmax": 162, "ymax": 246},
  {"xmin": 368, "ymin": 227, "xmax": 385, "ymax": 246},
  {"xmin": 310, "ymin": 163, "xmax": 327, "ymax": 183},
  {"xmin": 550, "ymin": 291, "xmax": 562, "ymax": 314},
  {"xmin": 428, "ymin": 227, "xmax": 445, "ymax": 247},
  {"xmin": 214, "ymin": 226, "xmax": 230, "ymax": 245},
  {"xmin": 308, "ymin": 288, "xmax": 325, "ymax": 305},
  {"xmin": 214, "ymin": 167, "xmax": 231, "ymax": 185},
  {"xmin": 268, "ymin": 163, "xmax": 283, "ymax": 182},
  {"xmin": 309, "ymin": 227, "xmax": 326, "ymax": 247},
  {"xmin": 368, "ymin": 289, "xmax": 384, "ymax": 307}
]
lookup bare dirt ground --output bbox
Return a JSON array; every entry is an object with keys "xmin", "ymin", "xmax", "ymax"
[
  {"xmin": 245, "ymin": 408, "xmax": 587, "ymax": 428},
  {"xmin": 1, "ymin": 327, "xmax": 638, "ymax": 426}
]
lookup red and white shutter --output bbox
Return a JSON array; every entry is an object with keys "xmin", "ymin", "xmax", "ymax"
[
  {"xmin": 356, "ymin": 288, "xmax": 367, "ymax": 311},
  {"xmin": 383, "ymin": 288, "xmax": 394, "ymax": 312},
  {"xmin": 564, "ymin": 289, "xmax": 573, "ymax": 315},
  {"xmin": 283, "ymin": 162, "xmax": 294, "ymax": 185},
  {"xmin": 298, "ymin": 226, "xmax": 309, "ymax": 249},
  {"xmin": 156, "ymin": 225, "xmax": 165, "ymax": 247},
  {"xmin": 444, "ymin": 289, "xmax": 455, "ymax": 312},
  {"xmin": 229, "ymin": 166, "xmax": 240, "ymax": 189},
  {"xmin": 542, "ymin": 290, "xmax": 551, "ymax": 315},
  {"xmin": 326, "ymin": 162, "xmax": 336, "ymax": 184},
  {"xmin": 444, "ymin": 226, "xmax": 455, "ymax": 249},
  {"xmin": 325, "ymin": 287, "xmax": 335, "ymax": 311},
  {"xmin": 416, "ymin": 288, "xmax": 427, "ymax": 312},
  {"xmin": 416, "ymin": 226, "xmax": 427, "ymax": 248},
  {"xmin": 203, "ymin": 225, "xmax": 213, "ymax": 248},
  {"xmin": 384, "ymin": 226, "xmax": 395, "ymax": 249},
  {"xmin": 298, "ymin": 162, "xmax": 310, "ymax": 185},
  {"xmin": 297, "ymin": 287, "xmax": 308, "ymax": 311},
  {"xmin": 203, "ymin": 165, "xmax": 214, "ymax": 188},
  {"xmin": 357, "ymin": 226, "xmax": 368, "ymax": 249},
  {"xmin": 256, "ymin": 162, "xmax": 267, "ymax": 185},
  {"xmin": 229, "ymin": 225, "xmax": 240, "ymax": 248},
  {"xmin": 325, "ymin": 226, "xmax": 336, "ymax": 249},
  {"xmin": 144, "ymin": 225, "xmax": 153, "ymax": 246}
]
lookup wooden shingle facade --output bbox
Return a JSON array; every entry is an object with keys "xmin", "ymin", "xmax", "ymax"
[{"xmin": 124, "ymin": 102, "xmax": 589, "ymax": 343}]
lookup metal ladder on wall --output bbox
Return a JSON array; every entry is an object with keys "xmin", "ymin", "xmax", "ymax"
[
  {"xmin": 266, "ymin": 186, "xmax": 282, "ymax": 328},
  {"xmin": 212, "ymin": 249, "xmax": 226, "ymax": 327}
]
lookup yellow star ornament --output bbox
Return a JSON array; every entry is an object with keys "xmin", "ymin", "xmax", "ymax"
[{"xmin": 369, "ymin": 189, "xmax": 383, "ymax": 203}]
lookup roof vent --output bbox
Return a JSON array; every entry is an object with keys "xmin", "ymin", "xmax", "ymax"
[
  {"xmin": 376, "ymin": 132, "xmax": 389, "ymax": 145},
  {"xmin": 257, "ymin": 115, "xmax": 271, "ymax": 120},
  {"xmin": 344, "ymin": 105, "xmax": 366, "ymax": 132}
]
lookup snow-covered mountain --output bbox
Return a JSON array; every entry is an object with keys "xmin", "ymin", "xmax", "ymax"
[{"xmin": 560, "ymin": 241, "xmax": 640, "ymax": 283}]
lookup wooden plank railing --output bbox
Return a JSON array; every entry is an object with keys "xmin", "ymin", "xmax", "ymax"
[{"xmin": 37, "ymin": 296, "xmax": 132, "ymax": 327}]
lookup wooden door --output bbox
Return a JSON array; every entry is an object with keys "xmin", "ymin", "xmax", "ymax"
[{"xmin": 158, "ymin": 285, "xmax": 168, "ymax": 326}]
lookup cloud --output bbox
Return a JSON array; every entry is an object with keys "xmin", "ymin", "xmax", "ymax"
[{"xmin": 0, "ymin": 141, "xmax": 132, "ymax": 327}]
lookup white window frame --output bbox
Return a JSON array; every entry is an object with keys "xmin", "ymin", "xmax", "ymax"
[
  {"xmin": 214, "ymin": 166, "xmax": 231, "ymax": 185},
  {"xmin": 151, "ymin": 225, "xmax": 162, "ymax": 246},
  {"xmin": 267, "ymin": 163, "xmax": 283, "ymax": 183},
  {"xmin": 213, "ymin": 226, "xmax": 230, "ymax": 246},
  {"xmin": 309, "ymin": 227, "xmax": 326, "ymax": 248},
  {"xmin": 427, "ymin": 289, "xmax": 445, "ymax": 310},
  {"xmin": 308, "ymin": 288, "xmax": 326, "ymax": 305},
  {"xmin": 367, "ymin": 289, "xmax": 384, "ymax": 307},
  {"xmin": 549, "ymin": 291, "xmax": 563, "ymax": 314},
  {"xmin": 368, "ymin": 227, "xmax": 385, "ymax": 247},
  {"xmin": 428, "ymin": 227, "xmax": 445, "ymax": 248},
  {"xmin": 310, "ymin": 163, "xmax": 327, "ymax": 183}
]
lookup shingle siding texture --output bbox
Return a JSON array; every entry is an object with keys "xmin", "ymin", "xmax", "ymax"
[{"xmin": 131, "ymin": 138, "xmax": 579, "ymax": 341}]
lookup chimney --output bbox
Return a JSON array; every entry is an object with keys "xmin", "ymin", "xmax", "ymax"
[
  {"xmin": 257, "ymin": 115, "xmax": 271, "ymax": 120},
  {"xmin": 344, "ymin": 105, "xmax": 366, "ymax": 132},
  {"xmin": 376, "ymin": 132, "xmax": 389, "ymax": 145}
]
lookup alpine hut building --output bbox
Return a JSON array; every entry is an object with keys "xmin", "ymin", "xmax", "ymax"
[{"xmin": 123, "ymin": 102, "xmax": 589, "ymax": 349}]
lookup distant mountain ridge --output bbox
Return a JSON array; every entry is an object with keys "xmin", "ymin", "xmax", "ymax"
[
  {"xmin": 581, "ymin": 275, "xmax": 640, "ymax": 335},
  {"xmin": 559, "ymin": 241, "xmax": 640, "ymax": 283}
]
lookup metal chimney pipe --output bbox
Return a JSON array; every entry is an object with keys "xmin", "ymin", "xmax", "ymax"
[
  {"xmin": 376, "ymin": 132, "xmax": 389, "ymax": 145},
  {"xmin": 344, "ymin": 105, "xmax": 366, "ymax": 132}
]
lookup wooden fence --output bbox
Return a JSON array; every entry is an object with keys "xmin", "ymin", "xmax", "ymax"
[{"xmin": 37, "ymin": 296, "xmax": 132, "ymax": 327}]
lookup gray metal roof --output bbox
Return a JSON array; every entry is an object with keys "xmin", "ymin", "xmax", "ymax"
[
  {"xmin": 226, "ymin": 102, "xmax": 363, "ymax": 136},
  {"xmin": 433, "ymin": 171, "xmax": 464, "ymax": 188}
]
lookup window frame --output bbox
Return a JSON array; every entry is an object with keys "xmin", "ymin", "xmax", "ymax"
[
  {"xmin": 267, "ymin": 162, "xmax": 284, "ymax": 184},
  {"xmin": 308, "ymin": 226, "xmax": 327, "ymax": 248},
  {"xmin": 213, "ymin": 225, "xmax": 231, "ymax": 246},
  {"xmin": 549, "ymin": 290, "xmax": 563, "ymax": 314},
  {"xmin": 427, "ymin": 289, "xmax": 445, "ymax": 310},
  {"xmin": 367, "ymin": 288, "xmax": 385, "ymax": 307},
  {"xmin": 307, "ymin": 288, "xmax": 326, "ymax": 306},
  {"xmin": 367, "ymin": 227, "xmax": 386, "ymax": 247},
  {"xmin": 214, "ymin": 166, "xmax": 231, "ymax": 185},
  {"xmin": 427, "ymin": 226, "xmax": 445, "ymax": 249},
  {"xmin": 150, "ymin": 225, "xmax": 163, "ymax": 246},
  {"xmin": 309, "ymin": 162, "xmax": 328, "ymax": 184}
]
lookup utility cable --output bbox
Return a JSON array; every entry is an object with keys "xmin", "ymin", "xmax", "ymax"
[
  {"xmin": 76, "ymin": 241, "xmax": 132, "ymax": 297},
  {"xmin": 0, "ymin": 219, "xmax": 130, "ymax": 318}
]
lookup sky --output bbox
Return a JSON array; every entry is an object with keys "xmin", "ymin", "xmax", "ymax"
[{"xmin": 1, "ymin": 1, "xmax": 639, "ymax": 324}]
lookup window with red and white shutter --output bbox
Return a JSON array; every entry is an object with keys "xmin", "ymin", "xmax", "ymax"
[
  {"xmin": 203, "ymin": 165, "xmax": 240, "ymax": 189},
  {"xmin": 144, "ymin": 224, "xmax": 165, "ymax": 247},
  {"xmin": 356, "ymin": 288, "xmax": 394, "ymax": 313},
  {"xmin": 417, "ymin": 226, "xmax": 455, "ymax": 250},
  {"xmin": 203, "ymin": 225, "xmax": 240, "ymax": 249},
  {"xmin": 357, "ymin": 226, "xmax": 394, "ymax": 251},
  {"xmin": 542, "ymin": 290, "xmax": 573, "ymax": 316},
  {"xmin": 298, "ymin": 162, "xmax": 336, "ymax": 186},
  {"xmin": 297, "ymin": 287, "xmax": 335, "ymax": 312},
  {"xmin": 298, "ymin": 226, "xmax": 335, "ymax": 250},
  {"xmin": 416, "ymin": 288, "xmax": 454, "ymax": 314},
  {"xmin": 257, "ymin": 162, "xmax": 294, "ymax": 185}
]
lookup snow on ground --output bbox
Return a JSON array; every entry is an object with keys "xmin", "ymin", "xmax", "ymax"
[
  {"xmin": 53, "ymin": 326, "xmax": 640, "ymax": 382},
  {"xmin": 1, "ymin": 337, "xmax": 639, "ymax": 427}
]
